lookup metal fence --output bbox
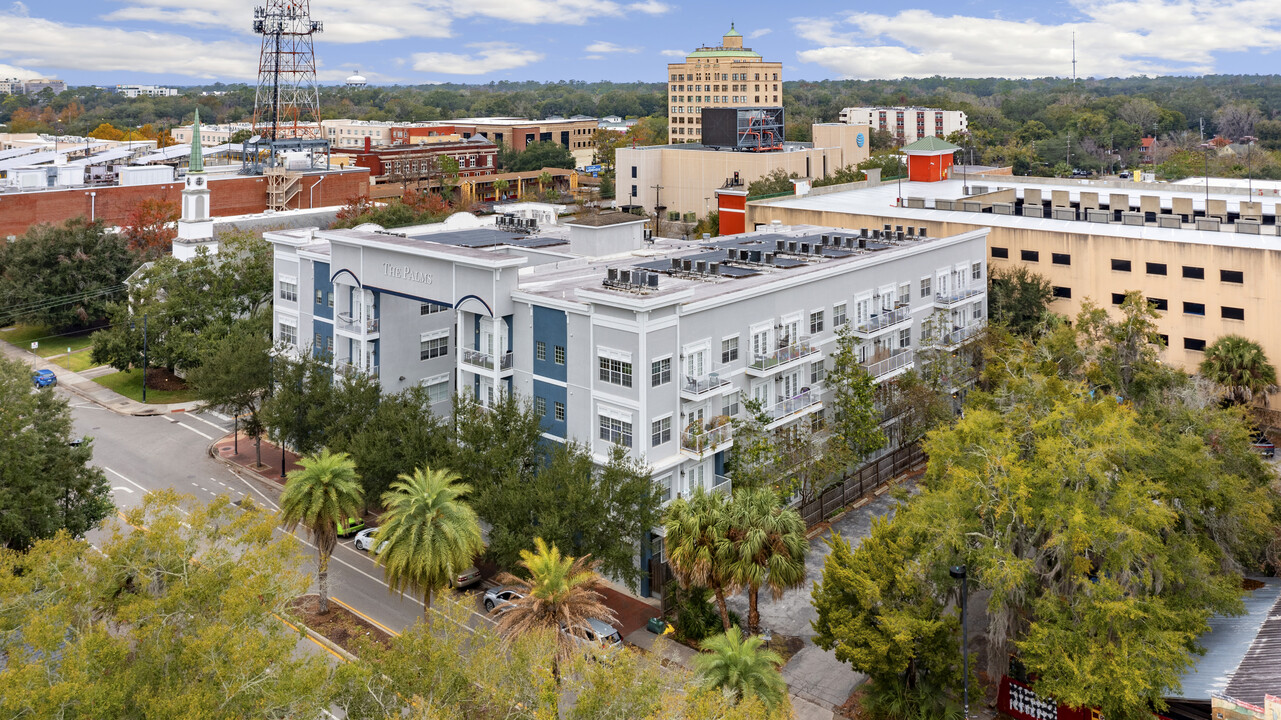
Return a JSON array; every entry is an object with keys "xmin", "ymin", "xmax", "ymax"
[
  {"xmin": 648, "ymin": 442, "xmax": 926, "ymax": 615},
  {"xmin": 796, "ymin": 442, "xmax": 926, "ymax": 528}
]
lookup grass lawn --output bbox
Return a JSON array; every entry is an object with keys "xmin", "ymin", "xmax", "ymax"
[
  {"xmin": 51, "ymin": 350, "xmax": 103, "ymax": 373},
  {"xmin": 0, "ymin": 324, "xmax": 97, "ymax": 358},
  {"xmin": 94, "ymin": 370, "xmax": 198, "ymax": 404}
]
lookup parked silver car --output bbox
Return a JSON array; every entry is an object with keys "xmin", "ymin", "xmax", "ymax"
[
  {"xmin": 563, "ymin": 618, "xmax": 623, "ymax": 656},
  {"xmin": 482, "ymin": 586, "xmax": 524, "ymax": 614},
  {"xmin": 451, "ymin": 565, "xmax": 482, "ymax": 589}
]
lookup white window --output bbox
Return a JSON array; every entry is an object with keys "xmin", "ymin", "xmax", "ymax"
[
  {"xmin": 278, "ymin": 275, "xmax": 298, "ymax": 302},
  {"xmin": 721, "ymin": 336, "xmax": 739, "ymax": 363},
  {"xmin": 751, "ymin": 328, "xmax": 771, "ymax": 359},
  {"xmin": 809, "ymin": 310, "xmax": 824, "ymax": 334},
  {"xmin": 420, "ymin": 331, "xmax": 449, "ymax": 360},
  {"xmin": 810, "ymin": 360, "xmax": 825, "ymax": 385},
  {"xmin": 920, "ymin": 277, "xmax": 932, "ymax": 298},
  {"xmin": 688, "ymin": 463, "xmax": 707, "ymax": 493},
  {"xmin": 278, "ymin": 318, "xmax": 297, "ymax": 346},
  {"xmin": 535, "ymin": 396, "xmax": 547, "ymax": 417},
  {"xmin": 598, "ymin": 356, "xmax": 633, "ymax": 387},
  {"xmin": 685, "ymin": 347, "xmax": 706, "ymax": 378},
  {"xmin": 536, "ymin": 341, "xmax": 546, "ymax": 361},
  {"xmin": 651, "ymin": 416, "xmax": 672, "ymax": 447},
  {"xmin": 652, "ymin": 357, "xmax": 672, "ymax": 386},
  {"xmin": 423, "ymin": 375, "xmax": 450, "ymax": 404},
  {"xmin": 972, "ymin": 262, "xmax": 983, "ymax": 281},
  {"xmin": 657, "ymin": 473, "xmax": 673, "ymax": 504},
  {"xmin": 599, "ymin": 415, "xmax": 633, "ymax": 447},
  {"xmin": 899, "ymin": 328, "xmax": 911, "ymax": 348},
  {"xmin": 833, "ymin": 303, "xmax": 847, "ymax": 327},
  {"xmin": 855, "ymin": 297, "xmax": 871, "ymax": 325},
  {"xmin": 898, "ymin": 283, "xmax": 911, "ymax": 307},
  {"xmin": 722, "ymin": 391, "xmax": 739, "ymax": 417},
  {"xmin": 554, "ymin": 345, "xmax": 566, "ymax": 365},
  {"xmin": 420, "ymin": 302, "xmax": 447, "ymax": 315},
  {"xmin": 554, "ymin": 401, "xmax": 565, "ymax": 421}
]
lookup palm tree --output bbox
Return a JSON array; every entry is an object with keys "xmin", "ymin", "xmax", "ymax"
[
  {"xmin": 494, "ymin": 537, "xmax": 616, "ymax": 665},
  {"xmin": 726, "ymin": 489, "xmax": 810, "ymax": 635},
  {"xmin": 695, "ymin": 626, "xmax": 787, "ymax": 709},
  {"xmin": 279, "ymin": 449, "xmax": 364, "ymax": 614},
  {"xmin": 493, "ymin": 178, "xmax": 509, "ymax": 201},
  {"xmin": 537, "ymin": 171, "xmax": 553, "ymax": 194},
  {"xmin": 376, "ymin": 466, "xmax": 484, "ymax": 616},
  {"xmin": 1200, "ymin": 334, "xmax": 1279, "ymax": 405},
  {"xmin": 664, "ymin": 487, "xmax": 738, "ymax": 630}
]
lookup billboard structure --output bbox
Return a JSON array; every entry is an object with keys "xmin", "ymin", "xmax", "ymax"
[{"xmin": 700, "ymin": 108, "xmax": 785, "ymax": 151}]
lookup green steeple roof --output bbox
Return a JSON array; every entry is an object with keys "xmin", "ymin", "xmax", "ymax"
[
  {"xmin": 899, "ymin": 136, "xmax": 961, "ymax": 153},
  {"xmin": 724, "ymin": 23, "xmax": 741, "ymax": 37},
  {"xmin": 189, "ymin": 108, "xmax": 203, "ymax": 173}
]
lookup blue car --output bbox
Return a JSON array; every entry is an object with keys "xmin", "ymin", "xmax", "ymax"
[{"xmin": 32, "ymin": 369, "xmax": 57, "ymax": 388}]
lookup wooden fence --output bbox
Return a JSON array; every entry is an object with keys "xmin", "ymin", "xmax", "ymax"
[{"xmin": 796, "ymin": 442, "xmax": 926, "ymax": 528}]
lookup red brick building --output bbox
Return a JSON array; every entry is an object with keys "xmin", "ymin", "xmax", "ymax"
[
  {"xmin": 332, "ymin": 137, "xmax": 498, "ymax": 187},
  {"xmin": 0, "ymin": 167, "xmax": 369, "ymax": 238}
]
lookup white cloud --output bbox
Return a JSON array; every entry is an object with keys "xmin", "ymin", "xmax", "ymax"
[
  {"xmin": 9, "ymin": 1, "xmax": 28, "ymax": 16},
  {"xmin": 747, "ymin": 28, "xmax": 771, "ymax": 39},
  {"xmin": 628, "ymin": 0, "xmax": 669, "ymax": 14},
  {"xmin": 0, "ymin": 11, "xmax": 260, "ymax": 79},
  {"xmin": 410, "ymin": 43, "xmax": 543, "ymax": 75},
  {"xmin": 660, "ymin": 49, "xmax": 687, "ymax": 58},
  {"xmin": 793, "ymin": 0, "xmax": 1281, "ymax": 79},
  {"xmin": 585, "ymin": 41, "xmax": 638, "ymax": 53}
]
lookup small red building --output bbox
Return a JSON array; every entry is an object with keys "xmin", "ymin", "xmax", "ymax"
[{"xmin": 901, "ymin": 136, "xmax": 960, "ymax": 182}]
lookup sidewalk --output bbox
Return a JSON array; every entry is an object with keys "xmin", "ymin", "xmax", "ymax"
[
  {"xmin": 212, "ymin": 430, "xmax": 302, "ymax": 485},
  {"xmin": 0, "ymin": 337, "xmax": 199, "ymax": 416}
]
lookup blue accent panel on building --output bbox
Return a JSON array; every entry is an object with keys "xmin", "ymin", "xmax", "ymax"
[
  {"xmin": 531, "ymin": 305, "xmax": 567, "ymax": 383},
  {"xmin": 502, "ymin": 314, "xmax": 513, "ymax": 352},
  {"xmin": 714, "ymin": 450, "xmax": 727, "ymax": 476},
  {"xmin": 372, "ymin": 338, "xmax": 379, "ymax": 369},
  {"xmin": 532, "ymin": 379, "xmax": 567, "ymax": 439},
  {"xmin": 313, "ymin": 261, "xmax": 333, "ymax": 320},
  {"xmin": 312, "ymin": 320, "xmax": 333, "ymax": 360},
  {"xmin": 473, "ymin": 314, "xmax": 480, "ymax": 352},
  {"xmin": 373, "ymin": 290, "xmax": 380, "ymax": 320}
]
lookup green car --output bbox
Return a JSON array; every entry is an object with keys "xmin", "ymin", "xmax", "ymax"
[{"xmin": 336, "ymin": 517, "xmax": 366, "ymax": 537}]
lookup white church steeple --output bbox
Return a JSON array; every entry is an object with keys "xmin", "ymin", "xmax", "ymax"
[{"xmin": 174, "ymin": 108, "xmax": 217, "ymax": 260}]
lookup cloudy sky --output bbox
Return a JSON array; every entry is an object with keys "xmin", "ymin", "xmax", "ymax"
[{"xmin": 1, "ymin": 0, "xmax": 1279, "ymax": 86}]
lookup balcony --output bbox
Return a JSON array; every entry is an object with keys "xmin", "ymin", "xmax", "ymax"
[
  {"xmin": 764, "ymin": 389, "xmax": 821, "ymax": 428},
  {"xmin": 935, "ymin": 321, "xmax": 986, "ymax": 348},
  {"xmin": 680, "ymin": 422, "xmax": 733, "ymax": 457},
  {"xmin": 335, "ymin": 312, "xmax": 380, "ymax": 335},
  {"xmin": 336, "ymin": 362, "xmax": 379, "ymax": 379},
  {"xmin": 711, "ymin": 474, "xmax": 732, "ymax": 495},
  {"xmin": 680, "ymin": 372, "xmax": 732, "ymax": 400},
  {"xmin": 852, "ymin": 305, "xmax": 912, "ymax": 338},
  {"xmin": 934, "ymin": 287, "xmax": 984, "ymax": 308},
  {"xmin": 862, "ymin": 348, "xmax": 914, "ymax": 380},
  {"xmin": 747, "ymin": 339, "xmax": 820, "ymax": 376},
  {"xmin": 461, "ymin": 348, "xmax": 514, "ymax": 373}
]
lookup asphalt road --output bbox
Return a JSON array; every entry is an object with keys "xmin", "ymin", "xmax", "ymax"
[{"xmin": 67, "ymin": 389, "xmax": 494, "ymax": 641}]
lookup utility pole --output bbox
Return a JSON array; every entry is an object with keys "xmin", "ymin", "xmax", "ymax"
[
  {"xmin": 1072, "ymin": 32, "xmax": 1077, "ymax": 85},
  {"xmin": 651, "ymin": 183, "xmax": 664, "ymax": 237}
]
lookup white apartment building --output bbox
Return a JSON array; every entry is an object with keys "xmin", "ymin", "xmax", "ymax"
[
  {"xmin": 115, "ymin": 84, "xmax": 180, "ymax": 98},
  {"xmin": 266, "ymin": 212, "xmax": 988, "ymax": 596},
  {"xmin": 839, "ymin": 107, "xmax": 968, "ymax": 145}
]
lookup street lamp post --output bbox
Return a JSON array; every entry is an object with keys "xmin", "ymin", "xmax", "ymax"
[
  {"xmin": 950, "ymin": 565, "xmax": 970, "ymax": 719},
  {"xmin": 1241, "ymin": 136, "xmax": 1258, "ymax": 197},
  {"xmin": 131, "ymin": 315, "xmax": 149, "ymax": 403}
]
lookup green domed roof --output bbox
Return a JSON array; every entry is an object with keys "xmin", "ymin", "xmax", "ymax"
[{"xmin": 724, "ymin": 23, "xmax": 741, "ymax": 37}]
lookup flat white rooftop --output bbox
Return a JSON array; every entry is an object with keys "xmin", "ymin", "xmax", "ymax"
[{"xmin": 758, "ymin": 179, "xmax": 1281, "ymax": 251}]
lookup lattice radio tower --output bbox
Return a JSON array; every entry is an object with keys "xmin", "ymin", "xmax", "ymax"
[{"xmin": 252, "ymin": 0, "xmax": 323, "ymax": 141}]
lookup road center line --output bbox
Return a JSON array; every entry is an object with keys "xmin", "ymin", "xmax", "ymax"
[
  {"xmin": 176, "ymin": 422, "xmax": 214, "ymax": 440},
  {"xmin": 104, "ymin": 467, "xmax": 189, "ymax": 515}
]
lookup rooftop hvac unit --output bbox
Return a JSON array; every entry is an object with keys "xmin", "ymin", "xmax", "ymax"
[
  {"xmin": 671, "ymin": 258, "xmax": 682, "ymax": 270},
  {"xmin": 709, "ymin": 262, "xmax": 720, "ymax": 275},
  {"xmin": 647, "ymin": 274, "xmax": 659, "ymax": 288},
  {"xmin": 776, "ymin": 239, "xmax": 786, "ymax": 251},
  {"xmin": 918, "ymin": 227, "xmax": 927, "ymax": 237},
  {"xmin": 727, "ymin": 249, "xmax": 737, "ymax": 261},
  {"xmin": 695, "ymin": 260, "xmax": 707, "ymax": 273},
  {"xmin": 787, "ymin": 241, "xmax": 798, "ymax": 253},
  {"xmin": 821, "ymin": 234, "xmax": 829, "ymax": 244},
  {"xmin": 634, "ymin": 270, "xmax": 647, "ymax": 286},
  {"xmin": 845, "ymin": 237, "xmax": 856, "ymax": 249},
  {"xmin": 749, "ymin": 250, "xmax": 761, "ymax": 263},
  {"xmin": 858, "ymin": 237, "xmax": 866, "ymax": 249},
  {"xmin": 608, "ymin": 268, "xmax": 619, "ymax": 281},
  {"xmin": 895, "ymin": 225, "xmax": 903, "ymax": 233},
  {"xmin": 896, "ymin": 231, "xmax": 904, "ymax": 241},
  {"xmin": 682, "ymin": 259, "xmax": 692, "ymax": 271},
  {"xmin": 883, "ymin": 224, "xmax": 892, "ymax": 232},
  {"xmin": 800, "ymin": 242, "xmax": 810, "ymax": 254},
  {"xmin": 619, "ymin": 270, "xmax": 632, "ymax": 284},
  {"xmin": 905, "ymin": 226, "xmax": 915, "ymax": 236},
  {"xmin": 764, "ymin": 252, "xmax": 775, "ymax": 263},
  {"xmin": 860, "ymin": 228, "xmax": 869, "ymax": 238}
]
